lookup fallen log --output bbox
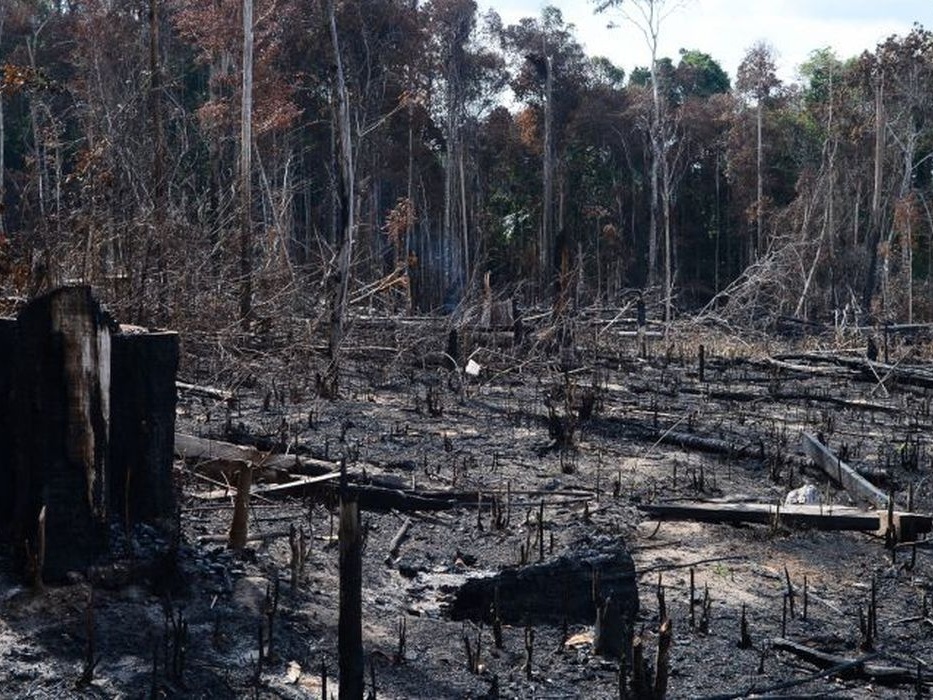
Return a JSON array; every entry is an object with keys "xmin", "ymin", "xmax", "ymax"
[
  {"xmin": 174, "ymin": 433, "xmax": 334, "ymax": 478},
  {"xmin": 196, "ymin": 471, "xmax": 342, "ymax": 500},
  {"xmin": 342, "ymin": 484, "xmax": 474, "ymax": 512},
  {"xmin": 773, "ymin": 352, "xmax": 933, "ymax": 390},
  {"xmin": 595, "ymin": 417, "xmax": 762, "ymax": 459},
  {"xmin": 447, "ymin": 537, "xmax": 638, "ymax": 661},
  {"xmin": 801, "ymin": 432, "xmax": 889, "ymax": 509},
  {"xmin": 638, "ymin": 501, "xmax": 931, "ymax": 540},
  {"xmin": 772, "ymin": 637, "xmax": 929, "ymax": 686}
]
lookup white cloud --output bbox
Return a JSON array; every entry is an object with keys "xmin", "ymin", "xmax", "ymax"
[{"xmin": 478, "ymin": 0, "xmax": 930, "ymax": 85}]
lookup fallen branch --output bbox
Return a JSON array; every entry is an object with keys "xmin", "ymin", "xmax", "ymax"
[
  {"xmin": 385, "ymin": 517, "xmax": 413, "ymax": 563},
  {"xmin": 696, "ymin": 649, "xmax": 885, "ymax": 699},
  {"xmin": 771, "ymin": 637, "xmax": 929, "ymax": 686},
  {"xmin": 176, "ymin": 381, "xmax": 233, "ymax": 403}
]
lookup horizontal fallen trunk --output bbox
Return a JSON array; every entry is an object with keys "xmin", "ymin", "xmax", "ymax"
[
  {"xmin": 176, "ymin": 381, "xmax": 233, "ymax": 403},
  {"xmin": 772, "ymin": 637, "xmax": 928, "ymax": 686},
  {"xmin": 594, "ymin": 417, "xmax": 763, "ymax": 460},
  {"xmin": 772, "ymin": 352, "xmax": 933, "ymax": 390},
  {"xmin": 174, "ymin": 433, "xmax": 334, "ymax": 478},
  {"xmin": 637, "ymin": 501, "xmax": 931, "ymax": 540}
]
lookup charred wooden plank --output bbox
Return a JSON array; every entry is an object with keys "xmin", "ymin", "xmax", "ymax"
[{"xmin": 639, "ymin": 501, "xmax": 881, "ymax": 530}]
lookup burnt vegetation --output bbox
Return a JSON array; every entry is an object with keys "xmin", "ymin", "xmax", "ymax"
[{"xmin": 1, "ymin": 1, "xmax": 933, "ymax": 698}]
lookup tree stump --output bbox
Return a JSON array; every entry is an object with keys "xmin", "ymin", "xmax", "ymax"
[
  {"xmin": 0, "ymin": 287, "xmax": 179, "ymax": 582},
  {"xmin": 12, "ymin": 286, "xmax": 114, "ymax": 580},
  {"xmin": 448, "ymin": 537, "xmax": 638, "ymax": 660},
  {"xmin": 109, "ymin": 329, "xmax": 179, "ymax": 528},
  {"xmin": 0, "ymin": 317, "xmax": 16, "ymax": 536}
]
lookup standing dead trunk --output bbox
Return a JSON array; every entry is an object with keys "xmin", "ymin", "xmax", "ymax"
[
  {"xmin": 228, "ymin": 465, "xmax": 252, "ymax": 550},
  {"xmin": 238, "ymin": 0, "xmax": 254, "ymax": 329},
  {"xmin": 0, "ymin": 10, "xmax": 5, "ymax": 237},
  {"xmin": 862, "ymin": 73, "xmax": 885, "ymax": 318},
  {"xmin": 148, "ymin": 0, "xmax": 167, "ymax": 320},
  {"xmin": 0, "ymin": 317, "xmax": 16, "ymax": 535},
  {"xmin": 109, "ymin": 330, "xmax": 178, "ymax": 530},
  {"xmin": 542, "ymin": 54, "xmax": 554, "ymax": 295},
  {"xmin": 328, "ymin": 0, "xmax": 354, "ymax": 370},
  {"xmin": 755, "ymin": 96, "xmax": 763, "ymax": 260},
  {"xmin": 1, "ymin": 288, "xmax": 179, "ymax": 581}
]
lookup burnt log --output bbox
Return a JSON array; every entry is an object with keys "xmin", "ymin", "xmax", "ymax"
[{"xmin": 447, "ymin": 537, "xmax": 638, "ymax": 659}]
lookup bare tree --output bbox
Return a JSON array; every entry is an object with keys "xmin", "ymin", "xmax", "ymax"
[
  {"xmin": 327, "ymin": 0, "xmax": 355, "ymax": 378},
  {"xmin": 595, "ymin": 0, "xmax": 681, "ymax": 290},
  {"xmin": 238, "ymin": 0, "xmax": 254, "ymax": 328},
  {"xmin": 148, "ymin": 0, "xmax": 167, "ymax": 317},
  {"xmin": 736, "ymin": 41, "xmax": 780, "ymax": 263}
]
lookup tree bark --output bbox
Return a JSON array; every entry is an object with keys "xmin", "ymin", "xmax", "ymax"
[
  {"xmin": 109, "ymin": 330, "xmax": 178, "ymax": 528},
  {"xmin": 0, "ymin": 10, "xmax": 5, "ymax": 237},
  {"xmin": 542, "ymin": 55, "xmax": 554, "ymax": 295}
]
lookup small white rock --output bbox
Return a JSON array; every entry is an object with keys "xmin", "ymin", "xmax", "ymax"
[{"xmin": 784, "ymin": 483, "xmax": 821, "ymax": 505}]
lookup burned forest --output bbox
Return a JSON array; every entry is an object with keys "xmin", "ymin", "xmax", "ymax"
[
  {"xmin": 1, "ymin": 287, "xmax": 933, "ymax": 698},
  {"xmin": 3, "ymin": 1, "xmax": 933, "ymax": 699}
]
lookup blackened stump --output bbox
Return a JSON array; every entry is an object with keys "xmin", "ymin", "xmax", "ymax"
[
  {"xmin": 13, "ymin": 287, "xmax": 114, "ymax": 580},
  {"xmin": 448, "ymin": 537, "xmax": 638, "ymax": 661},
  {"xmin": 109, "ymin": 329, "xmax": 178, "ymax": 528},
  {"xmin": 0, "ymin": 317, "xmax": 16, "ymax": 534},
  {"xmin": 0, "ymin": 286, "xmax": 179, "ymax": 582}
]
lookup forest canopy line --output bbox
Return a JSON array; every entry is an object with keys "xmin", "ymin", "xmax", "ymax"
[{"xmin": 0, "ymin": 0, "xmax": 931, "ymax": 330}]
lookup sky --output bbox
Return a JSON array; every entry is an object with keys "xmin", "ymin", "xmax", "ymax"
[{"xmin": 476, "ymin": 0, "xmax": 933, "ymax": 85}]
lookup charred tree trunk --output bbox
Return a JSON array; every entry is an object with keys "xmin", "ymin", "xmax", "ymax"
[
  {"xmin": 0, "ymin": 317, "xmax": 16, "ymax": 535},
  {"xmin": 338, "ymin": 479, "xmax": 364, "ymax": 699},
  {"xmin": 13, "ymin": 287, "xmax": 113, "ymax": 581},
  {"xmin": 449, "ymin": 539, "xmax": 638, "ymax": 662},
  {"xmin": 109, "ymin": 330, "xmax": 178, "ymax": 529},
  {"xmin": 0, "ymin": 287, "xmax": 179, "ymax": 581}
]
